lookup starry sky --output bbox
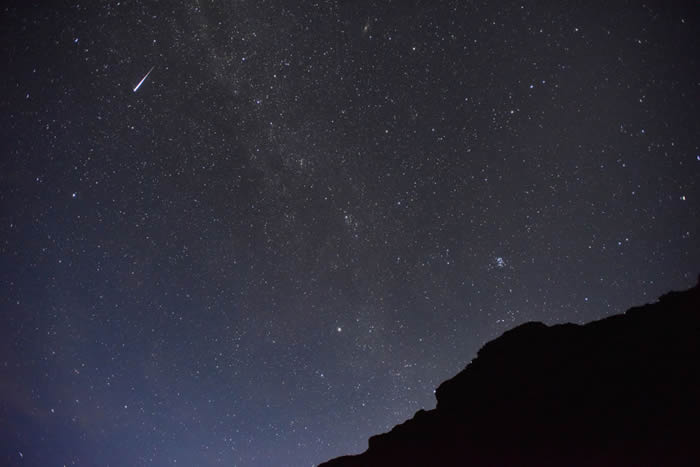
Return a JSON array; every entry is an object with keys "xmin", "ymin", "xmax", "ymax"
[{"xmin": 1, "ymin": 1, "xmax": 698, "ymax": 466}]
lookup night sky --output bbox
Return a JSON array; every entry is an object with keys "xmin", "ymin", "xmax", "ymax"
[{"xmin": 1, "ymin": 1, "xmax": 698, "ymax": 466}]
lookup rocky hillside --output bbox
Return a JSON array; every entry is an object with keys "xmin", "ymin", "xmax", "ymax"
[{"xmin": 320, "ymin": 278, "xmax": 700, "ymax": 466}]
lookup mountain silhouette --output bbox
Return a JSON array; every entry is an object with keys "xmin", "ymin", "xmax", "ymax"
[{"xmin": 320, "ymin": 277, "xmax": 700, "ymax": 466}]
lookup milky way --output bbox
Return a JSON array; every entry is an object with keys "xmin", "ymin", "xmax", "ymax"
[{"xmin": 1, "ymin": 1, "xmax": 698, "ymax": 466}]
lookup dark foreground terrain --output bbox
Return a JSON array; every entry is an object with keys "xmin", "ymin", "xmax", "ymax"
[{"xmin": 320, "ymin": 278, "xmax": 700, "ymax": 466}]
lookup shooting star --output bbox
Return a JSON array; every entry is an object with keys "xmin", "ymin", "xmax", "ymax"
[{"xmin": 133, "ymin": 66, "xmax": 154, "ymax": 92}]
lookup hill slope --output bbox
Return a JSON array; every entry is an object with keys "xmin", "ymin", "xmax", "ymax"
[{"xmin": 320, "ymin": 278, "xmax": 700, "ymax": 466}]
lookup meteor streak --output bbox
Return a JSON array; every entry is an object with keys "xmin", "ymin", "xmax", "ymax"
[{"xmin": 133, "ymin": 66, "xmax": 154, "ymax": 92}]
